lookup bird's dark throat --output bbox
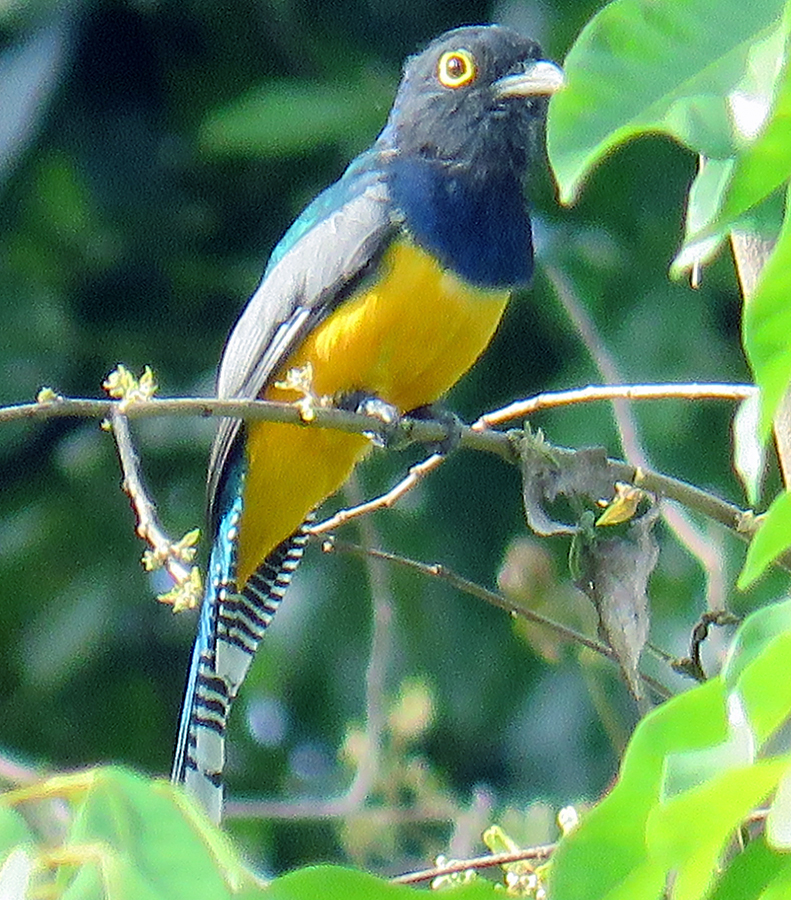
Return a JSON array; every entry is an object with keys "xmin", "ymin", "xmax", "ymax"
[{"xmin": 389, "ymin": 156, "xmax": 534, "ymax": 289}]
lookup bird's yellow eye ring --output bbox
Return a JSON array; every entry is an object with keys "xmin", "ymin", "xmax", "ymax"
[{"xmin": 437, "ymin": 49, "xmax": 477, "ymax": 88}]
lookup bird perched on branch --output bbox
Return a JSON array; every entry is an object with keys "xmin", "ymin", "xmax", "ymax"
[{"xmin": 172, "ymin": 24, "xmax": 563, "ymax": 822}]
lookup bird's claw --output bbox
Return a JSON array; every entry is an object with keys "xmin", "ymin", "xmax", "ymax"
[
  {"xmin": 336, "ymin": 391, "xmax": 407, "ymax": 449},
  {"xmin": 337, "ymin": 394, "xmax": 463, "ymax": 454},
  {"xmin": 404, "ymin": 404, "xmax": 464, "ymax": 455}
]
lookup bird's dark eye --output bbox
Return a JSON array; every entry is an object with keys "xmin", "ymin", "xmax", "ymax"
[{"xmin": 437, "ymin": 49, "xmax": 477, "ymax": 88}]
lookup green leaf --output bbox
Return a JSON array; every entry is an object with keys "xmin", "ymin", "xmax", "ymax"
[
  {"xmin": 266, "ymin": 866, "xmax": 498, "ymax": 899},
  {"xmin": 0, "ymin": 847, "xmax": 34, "ymax": 900},
  {"xmin": 548, "ymin": 678, "xmax": 728, "ymax": 900},
  {"xmin": 762, "ymin": 868, "xmax": 791, "ymax": 899},
  {"xmin": 550, "ymin": 600, "xmax": 791, "ymax": 900},
  {"xmin": 723, "ymin": 598, "xmax": 791, "ymax": 684},
  {"xmin": 709, "ymin": 835, "xmax": 791, "ymax": 900},
  {"xmin": 738, "ymin": 492, "xmax": 791, "ymax": 588},
  {"xmin": 707, "ymin": 43, "xmax": 791, "ymax": 237},
  {"xmin": 742, "ymin": 196, "xmax": 791, "ymax": 437},
  {"xmin": 671, "ymin": 21, "xmax": 789, "ymax": 266},
  {"xmin": 0, "ymin": 807, "xmax": 36, "ymax": 900},
  {"xmin": 728, "ymin": 620, "xmax": 791, "ymax": 745},
  {"xmin": 0, "ymin": 806, "xmax": 34, "ymax": 857},
  {"xmin": 647, "ymin": 758, "xmax": 790, "ymax": 900},
  {"xmin": 767, "ymin": 766, "xmax": 791, "ymax": 848},
  {"xmin": 732, "ymin": 393, "xmax": 766, "ymax": 506},
  {"xmin": 61, "ymin": 768, "xmax": 256, "ymax": 900},
  {"xmin": 672, "ymin": 157, "xmax": 735, "ymax": 276},
  {"xmin": 672, "ymin": 164, "xmax": 785, "ymax": 278},
  {"xmin": 547, "ymin": 0, "xmax": 786, "ymax": 203},
  {"xmin": 661, "ymin": 693, "xmax": 755, "ymax": 800}
]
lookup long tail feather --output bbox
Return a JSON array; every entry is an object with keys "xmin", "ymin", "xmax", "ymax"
[{"xmin": 172, "ymin": 493, "xmax": 311, "ymax": 822}]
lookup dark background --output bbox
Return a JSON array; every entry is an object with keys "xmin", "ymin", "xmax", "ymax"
[{"xmin": 0, "ymin": 0, "xmax": 767, "ymax": 876}]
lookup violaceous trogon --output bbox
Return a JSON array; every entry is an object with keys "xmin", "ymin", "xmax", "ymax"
[{"xmin": 172, "ymin": 24, "xmax": 563, "ymax": 822}]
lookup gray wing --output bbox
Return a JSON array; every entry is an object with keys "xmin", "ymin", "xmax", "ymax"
[{"xmin": 207, "ymin": 166, "xmax": 394, "ymax": 528}]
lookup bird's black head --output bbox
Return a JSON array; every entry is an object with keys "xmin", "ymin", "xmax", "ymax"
[
  {"xmin": 384, "ymin": 25, "xmax": 563, "ymax": 180},
  {"xmin": 380, "ymin": 25, "xmax": 562, "ymax": 289}
]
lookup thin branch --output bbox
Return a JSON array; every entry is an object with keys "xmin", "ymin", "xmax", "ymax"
[
  {"xmin": 5, "ymin": 392, "xmax": 516, "ymax": 459},
  {"xmin": 312, "ymin": 403, "xmax": 760, "ymax": 575},
  {"xmin": 670, "ymin": 610, "xmax": 742, "ymax": 682},
  {"xmin": 479, "ymin": 383, "xmax": 750, "ymax": 612},
  {"xmin": 310, "ymin": 453, "xmax": 445, "ymax": 535},
  {"xmin": 591, "ymin": 455, "xmax": 779, "ymax": 565},
  {"xmin": 2, "ymin": 391, "xmax": 770, "ymax": 563},
  {"xmin": 391, "ymin": 844, "xmax": 557, "ymax": 885},
  {"xmin": 4, "ymin": 385, "xmax": 753, "ymax": 431},
  {"xmin": 108, "ymin": 411, "xmax": 201, "ymax": 607},
  {"xmin": 0, "ymin": 395, "xmax": 448, "ymax": 443},
  {"xmin": 315, "ymin": 444, "xmax": 762, "ymax": 569},
  {"xmin": 474, "ymin": 382, "xmax": 756, "ymax": 430},
  {"xmin": 4, "ymin": 386, "xmax": 755, "ymax": 451},
  {"xmin": 322, "ymin": 539, "xmax": 672, "ymax": 699},
  {"xmin": 621, "ymin": 463, "xmax": 754, "ymax": 538},
  {"xmin": 338, "ymin": 473, "xmax": 394, "ymax": 808}
]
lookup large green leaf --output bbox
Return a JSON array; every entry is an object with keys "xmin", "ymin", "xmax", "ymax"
[
  {"xmin": 671, "ymin": 164, "xmax": 785, "ymax": 278},
  {"xmin": 742, "ymin": 192, "xmax": 791, "ymax": 437},
  {"xmin": 672, "ymin": 157, "xmax": 735, "ymax": 276},
  {"xmin": 647, "ymin": 759, "xmax": 790, "ymax": 900},
  {"xmin": 0, "ymin": 808, "xmax": 35, "ymax": 900},
  {"xmin": 701, "ymin": 38, "xmax": 791, "ymax": 239},
  {"xmin": 549, "ymin": 599, "xmax": 791, "ymax": 900},
  {"xmin": 672, "ymin": 21, "xmax": 790, "ymax": 270},
  {"xmin": 548, "ymin": 678, "xmax": 727, "ymax": 900},
  {"xmin": 0, "ymin": 806, "xmax": 34, "ymax": 858},
  {"xmin": 723, "ymin": 598, "xmax": 791, "ymax": 681},
  {"xmin": 709, "ymin": 836, "xmax": 791, "ymax": 899},
  {"xmin": 738, "ymin": 491, "xmax": 791, "ymax": 588},
  {"xmin": 547, "ymin": 0, "xmax": 786, "ymax": 202},
  {"xmin": 60, "ymin": 768, "xmax": 256, "ymax": 900},
  {"xmin": 725, "ymin": 604, "xmax": 791, "ymax": 743},
  {"xmin": 266, "ymin": 866, "xmax": 498, "ymax": 900}
]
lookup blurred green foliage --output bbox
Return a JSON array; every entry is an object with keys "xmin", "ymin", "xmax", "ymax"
[{"xmin": 0, "ymin": 0, "xmax": 771, "ymax": 878}]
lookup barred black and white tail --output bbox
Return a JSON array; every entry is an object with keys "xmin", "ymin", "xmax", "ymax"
[{"xmin": 172, "ymin": 505, "xmax": 311, "ymax": 823}]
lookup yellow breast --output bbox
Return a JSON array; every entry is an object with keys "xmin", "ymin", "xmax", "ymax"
[{"xmin": 237, "ymin": 238, "xmax": 510, "ymax": 585}]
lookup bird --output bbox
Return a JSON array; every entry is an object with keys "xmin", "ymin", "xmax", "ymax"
[{"xmin": 172, "ymin": 24, "xmax": 564, "ymax": 823}]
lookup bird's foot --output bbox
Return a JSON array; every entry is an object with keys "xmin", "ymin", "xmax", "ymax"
[
  {"xmin": 404, "ymin": 404, "xmax": 464, "ymax": 455},
  {"xmin": 336, "ymin": 391, "xmax": 407, "ymax": 449},
  {"xmin": 336, "ymin": 395, "xmax": 464, "ymax": 455}
]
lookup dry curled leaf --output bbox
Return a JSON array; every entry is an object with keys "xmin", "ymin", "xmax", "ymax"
[
  {"xmin": 518, "ymin": 432, "xmax": 657, "ymax": 699},
  {"xmin": 520, "ymin": 437, "xmax": 618, "ymax": 536},
  {"xmin": 571, "ymin": 505, "xmax": 659, "ymax": 701}
]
